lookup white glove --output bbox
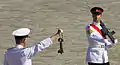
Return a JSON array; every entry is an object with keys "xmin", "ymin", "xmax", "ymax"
[
  {"xmin": 114, "ymin": 39, "xmax": 118, "ymax": 44},
  {"xmin": 57, "ymin": 29, "xmax": 63, "ymax": 34},
  {"xmin": 59, "ymin": 29, "xmax": 63, "ymax": 33}
]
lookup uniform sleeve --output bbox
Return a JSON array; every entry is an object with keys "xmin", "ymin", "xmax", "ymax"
[
  {"xmin": 86, "ymin": 26, "xmax": 105, "ymax": 42},
  {"xmin": 104, "ymin": 39, "xmax": 113, "ymax": 48},
  {"xmin": 26, "ymin": 37, "xmax": 53, "ymax": 58},
  {"xmin": 86, "ymin": 26, "xmax": 113, "ymax": 48},
  {"xmin": 4, "ymin": 54, "xmax": 9, "ymax": 65}
]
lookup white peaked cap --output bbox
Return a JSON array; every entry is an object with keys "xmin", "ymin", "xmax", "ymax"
[{"xmin": 12, "ymin": 28, "xmax": 30, "ymax": 36}]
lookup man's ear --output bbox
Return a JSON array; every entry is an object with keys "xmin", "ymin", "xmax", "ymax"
[{"xmin": 23, "ymin": 38, "xmax": 27, "ymax": 43}]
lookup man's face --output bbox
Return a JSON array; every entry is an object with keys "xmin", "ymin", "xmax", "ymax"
[{"xmin": 92, "ymin": 14, "xmax": 102, "ymax": 21}]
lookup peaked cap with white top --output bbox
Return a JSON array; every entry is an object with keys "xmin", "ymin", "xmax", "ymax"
[{"xmin": 12, "ymin": 28, "xmax": 30, "ymax": 36}]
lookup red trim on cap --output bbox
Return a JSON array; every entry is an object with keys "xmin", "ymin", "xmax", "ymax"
[{"xmin": 97, "ymin": 10, "xmax": 102, "ymax": 13}]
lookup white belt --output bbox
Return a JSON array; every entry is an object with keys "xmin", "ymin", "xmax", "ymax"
[{"xmin": 89, "ymin": 45, "xmax": 105, "ymax": 48}]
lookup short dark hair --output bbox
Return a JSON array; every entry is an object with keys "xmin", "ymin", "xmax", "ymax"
[{"xmin": 14, "ymin": 35, "xmax": 28, "ymax": 44}]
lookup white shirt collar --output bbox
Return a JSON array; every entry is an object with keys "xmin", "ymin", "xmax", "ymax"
[
  {"xmin": 92, "ymin": 22, "xmax": 100, "ymax": 25},
  {"xmin": 16, "ymin": 45, "xmax": 24, "ymax": 49},
  {"xmin": 92, "ymin": 21, "xmax": 102, "ymax": 29}
]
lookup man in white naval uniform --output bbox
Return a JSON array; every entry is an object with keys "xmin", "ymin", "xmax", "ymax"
[
  {"xmin": 85, "ymin": 7, "xmax": 118, "ymax": 65},
  {"xmin": 4, "ymin": 28, "xmax": 63, "ymax": 65}
]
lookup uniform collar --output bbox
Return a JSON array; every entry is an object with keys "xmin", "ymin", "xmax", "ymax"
[
  {"xmin": 92, "ymin": 22, "xmax": 100, "ymax": 25},
  {"xmin": 16, "ymin": 45, "xmax": 24, "ymax": 49}
]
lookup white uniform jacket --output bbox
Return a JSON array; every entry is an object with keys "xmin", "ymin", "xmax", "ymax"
[
  {"xmin": 4, "ymin": 38, "xmax": 53, "ymax": 65},
  {"xmin": 85, "ymin": 22, "xmax": 114, "ymax": 63}
]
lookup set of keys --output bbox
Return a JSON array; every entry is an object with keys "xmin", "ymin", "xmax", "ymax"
[{"xmin": 57, "ymin": 29, "xmax": 64, "ymax": 54}]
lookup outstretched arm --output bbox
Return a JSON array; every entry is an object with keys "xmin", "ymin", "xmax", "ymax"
[{"xmin": 26, "ymin": 29, "xmax": 63, "ymax": 58}]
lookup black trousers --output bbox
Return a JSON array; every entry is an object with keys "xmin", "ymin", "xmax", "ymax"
[{"xmin": 88, "ymin": 62, "xmax": 110, "ymax": 65}]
